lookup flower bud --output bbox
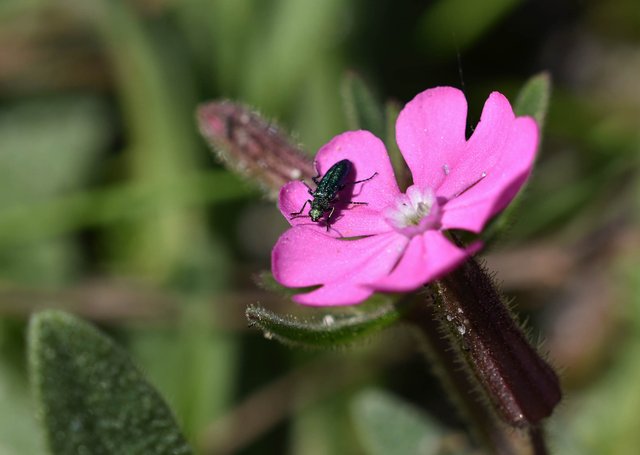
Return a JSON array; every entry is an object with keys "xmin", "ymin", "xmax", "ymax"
[{"xmin": 197, "ymin": 101, "xmax": 315, "ymax": 197}]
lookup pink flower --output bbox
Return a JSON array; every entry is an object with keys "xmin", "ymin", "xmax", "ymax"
[{"xmin": 272, "ymin": 87, "xmax": 538, "ymax": 306}]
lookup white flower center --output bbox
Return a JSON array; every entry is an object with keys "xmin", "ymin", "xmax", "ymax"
[{"xmin": 384, "ymin": 185, "xmax": 442, "ymax": 236}]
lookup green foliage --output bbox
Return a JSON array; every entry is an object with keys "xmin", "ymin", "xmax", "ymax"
[
  {"xmin": 0, "ymin": 171, "xmax": 252, "ymax": 249},
  {"xmin": 246, "ymin": 299, "xmax": 402, "ymax": 349},
  {"xmin": 514, "ymin": 72, "xmax": 552, "ymax": 131},
  {"xmin": 0, "ymin": 96, "xmax": 109, "ymax": 284},
  {"xmin": 0, "ymin": 96, "xmax": 109, "ymax": 207},
  {"xmin": 97, "ymin": 0, "xmax": 210, "ymax": 279},
  {"xmin": 241, "ymin": 0, "xmax": 344, "ymax": 115},
  {"xmin": 28, "ymin": 310, "xmax": 193, "ymax": 455},
  {"xmin": 340, "ymin": 74, "xmax": 411, "ymax": 189},
  {"xmin": 130, "ymin": 301, "xmax": 237, "ymax": 444},
  {"xmin": 351, "ymin": 389, "xmax": 445, "ymax": 455},
  {"xmin": 384, "ymin": 100, "xmax": 412, "ymax": 190},
  {"xmin": 341, "ymin": 72, "xmax": 386, "ymax": 138}
]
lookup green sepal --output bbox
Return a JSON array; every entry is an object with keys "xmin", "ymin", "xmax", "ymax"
[
  {"xmin": 351, "ymin": 389, "xmax": 449, "ymax": 455},
  {"xmin": 246, "ymin": 297, "xmax": 403, "ymax": 349},
  {"xmin": 28, "ymin": 310, "xmax": 193, "ymax": 455},
  {"xmin": 384, "ymin": 100, "xmax": 411, "ymax": 191},
  {"xmin": 341, "ymin": 72, "xmax": 386, "ymax": 138},
  {"xmin": 514, "ymin": 71, "xmax": 552, "ymax": 131}
]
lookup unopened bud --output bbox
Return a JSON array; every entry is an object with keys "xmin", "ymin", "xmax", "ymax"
[{"xmin": 197, "ymin": 101, "xmax": 315, "ymax": 198}]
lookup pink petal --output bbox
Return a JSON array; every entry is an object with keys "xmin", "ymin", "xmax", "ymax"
[
  {"xmin": 272, "ymin": 227, "xmax": 408, "ymax": 306},
  {"xmin": 436, "ymin": 92, "xmax": 520, "ymax": 196},
  {"xmin": 314, "ymin": 130, "xmax": 400, "ymax": 210},
  {"xmin": 278, "ymin": 180, "xmax": 392, "ymax": 237},
  {"xmin": 370, "ymin": 231, "xmax": 472, "ymax": 292},
  {"xmin": 278, "ymin": 130, "xmax": 400, "ymax": 237},
  {"xmin": 440, "ymin": 114, "xmax": 538, "ymax": 233},
  {"xmin": 396, "ymin": 87, "xmax": 468, "ymax": 189},
  {"xmin": 278, "ymin": 180, "xmax": 314, "ymax": 220}
]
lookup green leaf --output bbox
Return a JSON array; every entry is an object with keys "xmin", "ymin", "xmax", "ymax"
[
  {"xmin": 351, "ymin": 389, "xmax": 445, "ymax": 455},
  {"xmin": 28, "ymin": 310, "xmax": 193, "ymax": 455},
  {"xmin": 514, "ymin": 72, "xmax": 552, "ymax": 131},
  {"xmin": 341, "ymin": 72, "xmax": 386, "ymax": 138},
  {"xmin": 246, "ymin": 299, "xmax": 402, "ymax": 349}
]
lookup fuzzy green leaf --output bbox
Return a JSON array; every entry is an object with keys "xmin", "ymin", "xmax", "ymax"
[
  {"xmin": 351, "ymin": 389, "xmax": 444, "ymax": 455},
  {"xmin": 28, "ymin": 310, "xmax": 193, "ymax": 455},
  {"xmin": 246, "ymin": 300, "xmax": 402, "ymax": 349},
  {"xmin": 341, "ymin": 72, "xmax": 386, "ymax": 138},
  {"xmin": 514, "ymin": 72, "xmax": 552, "ymax": 131}
]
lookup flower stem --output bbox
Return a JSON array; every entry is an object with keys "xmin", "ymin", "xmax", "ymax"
[
  {"xmin": 435, "ymin": 256, "xmax": 561, "ymax": 427},
  {"xmin": 529, "ymin": 426, "xmax": 551, "ymax": 455},
  {"xmin": 402, "ymin": 255, "xmax": 561, "ymax": 454},
  {"xmin": 404, "ymin": 297, "xmax": 518, "ymax": 454}
]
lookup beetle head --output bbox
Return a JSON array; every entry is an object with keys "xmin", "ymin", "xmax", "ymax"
[{"xmin": 309, "ymin": 207, "xmax": 323, "ymax": 222}]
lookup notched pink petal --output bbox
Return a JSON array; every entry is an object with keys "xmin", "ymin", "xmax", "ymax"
[
  {"xmin": 371, "ymin": 231, "xmax": 472, "ymax": 292},
  {"xmin": 278, "ymin": 180, "xmax": 313, "ymax": 226},
  {"xmin": 441, "ymin": 116, "xmax": 538, "ymax": 233},
  {"xmin": 396, "ymin": 87, "xmax": 468, "ymax": 189},
  {"xmin": 314, "ymin": 130, "xmax": 400, "ymax": 210},
  {"xmin": 436, "ymin": 91, "xmax": 519, "ymax": 198}
]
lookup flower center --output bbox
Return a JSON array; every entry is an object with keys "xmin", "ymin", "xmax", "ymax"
[{"xmin": 384, "ymin": 185, "xmax": 442, "ymax": 236}]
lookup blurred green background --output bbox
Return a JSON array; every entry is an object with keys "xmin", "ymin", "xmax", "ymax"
[{"xmin": 1, "ymin": 0, "xmax": 639, "ymax": 454}]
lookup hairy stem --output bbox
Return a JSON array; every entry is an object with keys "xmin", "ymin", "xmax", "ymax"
[{"xmin": 403, "ymin": 254, "xmax": 561, "ymax": 454}]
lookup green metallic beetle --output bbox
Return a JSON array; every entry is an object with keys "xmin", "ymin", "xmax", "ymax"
[{"xmin": 290, "ymin": 159, "xmax": 377, "ymax": 229}]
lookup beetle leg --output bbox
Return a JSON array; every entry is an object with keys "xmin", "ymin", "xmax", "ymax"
[
  {"xmin": 352, "ymin": 171, "xmax": 379, "ymax": 185},
  {"xmin": 325, "ymin": 206, "xmax": 336, "ymax": 231},
  {"xmin": 343, "ymin": 171, "xmax": 379, "ymax": 196},
  {"xmin": 311, "ymin": 167, "xmax": 322, "ymax": 184},
  {"xmin": 290, "ymin": 200, "xmax": 312, "ymax": 218},
  {"xmin": 299, "ymin": 180, "xmax": 315, "ymax": 195}
]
